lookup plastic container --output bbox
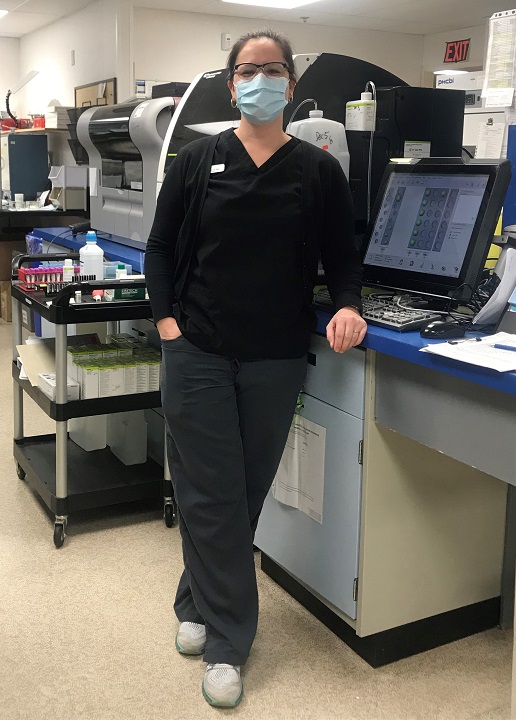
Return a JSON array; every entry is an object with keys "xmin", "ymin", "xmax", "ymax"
[
  {"xmin": 26, "ymin": 233, "xmax": 43, "ymax": 255},
  {"xmin": 69, "ymin": 415, "xmax": 108, "ymax": 451},
  {"xmin": 48, "ymin": 165, "xmax": 88, "ymax": 189},
  {"xmin": 62, "ymin": 258, "xmax": 74, "ymax": 283},
  {"xmin": 345, "ymin": 92, "xmax": 376, "ymax": 132},
  {"xmin": 115, "ymin": 263, "xmax": 128, "ymax": 279},
  {"xmin": 104, "ymin": 262, "xmax": 132, "ymax": 279},
  {"xmin": 80, "ymin": 231, "xmax": 104, "ymax": 280},
  {"xmin": 289, "ymin": 109, "xmax": 350, "ymax": 179},
  {"xmin": 107, "ymin": 411, "xmax": 147, "ymax": 465}
]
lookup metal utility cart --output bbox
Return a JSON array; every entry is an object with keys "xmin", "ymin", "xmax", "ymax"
[{"xmin": 11, "ymin": 254, "xmax": 177, "ymax": 547}]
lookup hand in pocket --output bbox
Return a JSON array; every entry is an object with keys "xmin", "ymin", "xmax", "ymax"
[{"xmin": 157, "ymin": 317, "xmax": 182, "ymax": 340}]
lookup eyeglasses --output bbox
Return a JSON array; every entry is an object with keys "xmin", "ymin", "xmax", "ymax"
[{"xmin": 233, "ymin": 62, "xmax": 290, "ymax": 80}]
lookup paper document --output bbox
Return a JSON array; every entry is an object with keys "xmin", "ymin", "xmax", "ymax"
[
  {"xmin": 420, "ymin": 332, "xmax": 516, "ymax": 372},
  {"xmin": 272, "ymin": 416, "xmax": 326, "ymax": 524},
  {"xmin": 17, "ymin": 340, "xmax": 55, "ymax": 386},
  {"xmin": 483, "ymin": 12, "xmax": 516, "ymax": 99},
  {"xmin": 473, "ymin": 247, "xmax": 516, "ymax": 326},
  {"xmin": 486, "ymin": 87, "xmax": 515, "ymax": 108},
  {"xmin": 475, "ymin": 122, "xmax": 505, "ymax": 158}
]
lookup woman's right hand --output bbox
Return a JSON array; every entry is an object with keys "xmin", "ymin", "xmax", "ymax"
[{"xmin": 157, "ymin": 316, "xmax": 182, "ymax": 340}]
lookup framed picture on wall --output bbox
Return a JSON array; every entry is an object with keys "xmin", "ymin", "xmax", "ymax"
[{"xmin": 74, "ymin": 78, "xmax": 117, "ymax": 108}]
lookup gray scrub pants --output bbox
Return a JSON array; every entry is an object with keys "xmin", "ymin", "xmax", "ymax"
[{"xmin": 161, "ymin": 336, "xmax": 307, "ymax": 666}]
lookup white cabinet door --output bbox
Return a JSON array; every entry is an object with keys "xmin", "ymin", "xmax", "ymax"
[
  {"xmin": 305, "ymin": 338, "xmax": 365, "ymax": 418},
  {"xmin": 256, "ymin": 393, "xmax": 363, "ymax": 620}
]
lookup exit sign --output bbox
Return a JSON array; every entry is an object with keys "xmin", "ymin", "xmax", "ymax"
[{"xmin": 444, "ymin": 38, "xmax": 470, "ymax": 63}]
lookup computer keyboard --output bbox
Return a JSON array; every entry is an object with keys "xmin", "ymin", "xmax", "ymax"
[
  {"xmin": 313, "ymin": 289, "xmax": 441, "ymax": 332},
  {"xmin": 361, "ymin": 296, "xmax": 441, "ymax": 331}
]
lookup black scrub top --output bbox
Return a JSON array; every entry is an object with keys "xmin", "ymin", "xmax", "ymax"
[{"xmin": 176, "ymin": 129, "xmax": 312, "ymax": 360}]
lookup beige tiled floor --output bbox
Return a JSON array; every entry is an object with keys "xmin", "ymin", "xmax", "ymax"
[{"xmin": 0, "ymin": 318, "xmax": 512, "ymax": 719}]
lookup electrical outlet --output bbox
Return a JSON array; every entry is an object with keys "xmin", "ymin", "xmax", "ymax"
[
  {"xmin": 221, "ymin": 33, "xmax": 232, "ymax": 51},
  {"xmin": 71, "ymin": 49, "xmax": 75, "ymax": 66}
]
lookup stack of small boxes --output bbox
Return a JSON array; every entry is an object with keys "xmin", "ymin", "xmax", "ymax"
[
  {"xmin": 45, "ymin": 105, "xmax": 73, "ymax": 129},
  {"xmin": 67, "ymin": 334, "xmax": 161, "ymax": 399}
]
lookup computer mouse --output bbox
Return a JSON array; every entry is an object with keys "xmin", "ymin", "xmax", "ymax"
[{"xmin": 420, "ymin": 320, "xmax": 466, "ymax": 339}]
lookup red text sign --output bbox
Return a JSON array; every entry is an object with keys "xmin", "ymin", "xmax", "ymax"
[{"xmin": 444, "ymin": 38, "xmax": 470, "ymax": 63}]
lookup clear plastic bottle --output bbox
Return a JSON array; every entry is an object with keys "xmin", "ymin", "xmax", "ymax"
[{"xmin": 80, "ymin": 230, "xmax": 104, "ymax": 280}]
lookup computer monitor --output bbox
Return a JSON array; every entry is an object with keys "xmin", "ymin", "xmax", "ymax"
[{"xmin": 360, "ymin": 158, "xmax": 511, "ymax": 303}]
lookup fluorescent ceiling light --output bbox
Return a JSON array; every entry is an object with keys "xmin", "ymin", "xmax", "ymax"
[
  {"xmin": 433, "ymin": 69, "xmax": 469, "ymax": 75},
  {"xmin": 221, "ymin": 0, "xmax": 321, "ymax": 9},
  {"xmin": 0, "ymin": 10, "xmax": 9, "ymax": 19}
]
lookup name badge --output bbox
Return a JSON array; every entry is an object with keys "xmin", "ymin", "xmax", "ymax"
[{"xmin": 211, "ymin": 164, "xmax": 225, "ymax": 174}]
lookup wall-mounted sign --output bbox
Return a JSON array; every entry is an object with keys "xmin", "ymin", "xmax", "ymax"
[{"xmin": 444, "ymin": 38, "xmax": 471, "ymax": 63}]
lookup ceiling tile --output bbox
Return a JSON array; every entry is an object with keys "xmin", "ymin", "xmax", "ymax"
[
  {"xmin": 134, "ymin": 0, "xmax": 214, "ymax": 11},
  {"xmin": 0, "ymin": 11, "xmax": 60, "ymax": 34},
  {"xmin": 0, "ymin": 1, "xmax": 25, "ymax": 10},
  {"xmin": 16, "ymin": 0, "xmax": 91, "ymax": 15},
  {"xmin": 318, "ymin": 0, "xmax": 408, "ymax": 14},
  {"xmin": 364, "ymin": 0, "xmax": 508, "ymax": 25},
  {"xmin": 194, "ymin": 2, "xmax": 272, "ymax": 19},
  {"xmin": 0, "ymin": 0, "xmax": 513, "ymax": 41},
  {"xmin": 260, "ymin": 9, "xmax": 410, "ymax": 32}
]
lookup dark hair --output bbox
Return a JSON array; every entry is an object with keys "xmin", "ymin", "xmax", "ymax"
[{"xmin": 226, "ymin": 29, "xmax": 297, "ymax": 82}]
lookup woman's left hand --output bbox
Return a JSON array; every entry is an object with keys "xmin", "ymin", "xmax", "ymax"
[{"xmin": 326, "ymin": 307, "xmax": 368, "ymax": 353}]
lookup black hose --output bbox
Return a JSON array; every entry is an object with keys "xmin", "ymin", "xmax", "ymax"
[{"xmin": 5, "ymin": 90, "xmax": 18, "ymax": 128}]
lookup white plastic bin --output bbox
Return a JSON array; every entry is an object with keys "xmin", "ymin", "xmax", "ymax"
[
  {"xmin": 107, "ymin": 411, "xmax": 148, "ymax": 465},
  {"xmin": 69, "ymin": 415, "xmax": 108, "ymax": 451},
  {"xmin": 48, "ymin": 165, "xmax": 88, "ymax": 189}
]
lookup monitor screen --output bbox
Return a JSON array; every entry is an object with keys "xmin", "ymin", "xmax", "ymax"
[{"xmin": 360, "ymin": 160, "xmax": 511, "ymax": 301}]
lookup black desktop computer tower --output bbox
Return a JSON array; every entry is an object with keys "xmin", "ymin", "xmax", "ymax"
[
  {"xmin": 1, "ymin": 133, "xmax": 49, "ymax": 201},
  {"xmin": 347, "ymin": 86, "xmax": 465, "ymax": 234}
]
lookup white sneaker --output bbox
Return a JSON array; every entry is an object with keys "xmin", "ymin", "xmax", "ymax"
[
  {"xmin": 175, "ymin": 622, "xmax": 206, "ymax": 655},
  {"xmin": 202, "ymin": 664, "xmax": 243, "ymax": 708}
]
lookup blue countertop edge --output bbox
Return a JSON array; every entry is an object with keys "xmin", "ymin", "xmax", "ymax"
[
  {"xmin": 315, "ymin": 309, "xmax": 516, "ymax": 397},
  {"xmin": 32, "ymin": 228, "xmax": 516, "ymax": 397},
  {"xmin": 33, "ymin": 227, "xmax": 147, "ymax": 273}
]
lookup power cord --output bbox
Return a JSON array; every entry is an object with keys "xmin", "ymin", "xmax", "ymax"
[
  {"xmin": 367, "ymin": 291, "xmax": 475, "ymax": 326},
  {"xmin": 45, "ymin": 227, "xmax": 113, "ymax": 258},
  {"xmin": 44, "ymin": 228, "xmax": 76, "ymax": 254},
  {"xmin": 286, "ymin": 98, "xmax": 318, "ymax": 132},
  {"xmin": 364, "ymin": 80, "xmax": 377, "ymax": 225}
]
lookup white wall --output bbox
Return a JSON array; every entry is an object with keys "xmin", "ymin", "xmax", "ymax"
[
  {"xmin": 0, "ymin": 38, "xmax": 20, "ymax": 113},
  {"xmin": 133, "ymin": 8, "xmax": 424, "ymax": 88},
  {"xmin": 17, "ymin": 0, "xmax": 119, "ymax": 118}
]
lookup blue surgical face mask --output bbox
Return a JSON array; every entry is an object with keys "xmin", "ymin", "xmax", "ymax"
[{"xmin": 235, "ymin": 74, "xmax": 289, "ymax": 125}]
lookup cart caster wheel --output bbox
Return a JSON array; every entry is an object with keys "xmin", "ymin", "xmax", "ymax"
[
  {"xmin": 164, "ymin": 502, "xmax": 176, "ymax": 528},
  {"xmin": 53, "ymin": 523, "xmax": 66, "ymax": 548},
  {"xmin": 15, "ymin": 463, "xmax": 26, "ymax": 481}
]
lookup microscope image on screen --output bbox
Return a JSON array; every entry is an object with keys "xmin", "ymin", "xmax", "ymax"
[
  {"xmin": 365, "ymin": 173, "xmax": 488, "ymax": 280},
  {"xmin": 408, "ymin": 187, "xmax": 459, "ymax": 253}
]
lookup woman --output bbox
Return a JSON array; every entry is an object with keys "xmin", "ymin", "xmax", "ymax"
[{"xmin": 145, "ymin": 29, "xmax": 367, "ymax": 708}]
